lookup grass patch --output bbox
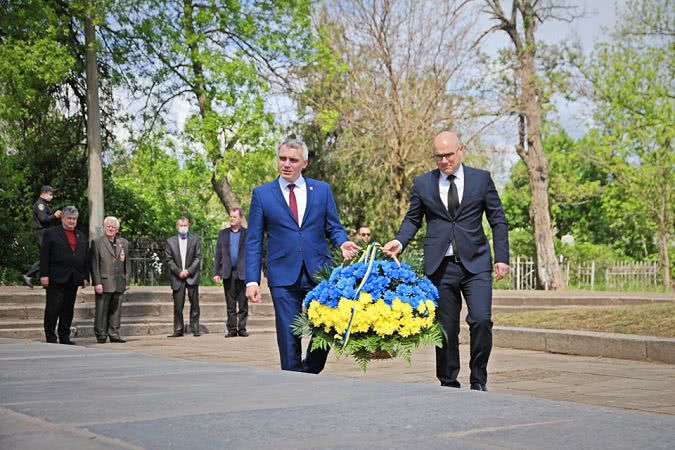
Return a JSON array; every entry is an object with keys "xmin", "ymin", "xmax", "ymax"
[{"xmin": 494, "ymin": 302, "xmax": 675, "ymax": 338}]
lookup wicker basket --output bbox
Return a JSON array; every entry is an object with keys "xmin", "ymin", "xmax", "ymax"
[{"xmin": 369, "ymin": 350, "xmax": 394, "ymax": 360}]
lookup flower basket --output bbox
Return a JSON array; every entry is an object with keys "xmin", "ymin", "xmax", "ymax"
[{"xmin": 292, "ymin": 244, "xmax": 443, "ymax": 370}]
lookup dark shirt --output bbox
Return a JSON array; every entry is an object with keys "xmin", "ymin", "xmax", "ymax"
[
  {"xmin": 32, "ymin": 198, "xmax": 58, "ymax": 231},
  {"xmin": 229, "ymin": 229, "xmax": 241, "ymax": 268}
]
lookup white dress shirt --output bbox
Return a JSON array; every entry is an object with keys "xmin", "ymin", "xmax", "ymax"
[
  {"xmin": 178, "ymin": 236, "xmax": 188, "ymax": 271},
  {"xmin": 439, "ymin": 164, "xmax": 465, "ymax": 256},
  {"xmin": 278, "ymin": 175, "xmax": 307, "ymax": 227}
]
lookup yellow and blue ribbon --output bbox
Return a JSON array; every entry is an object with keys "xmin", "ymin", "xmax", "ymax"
[{"xmin": 339, "ymin": 243, "xmax": 382, "ymax": 350}]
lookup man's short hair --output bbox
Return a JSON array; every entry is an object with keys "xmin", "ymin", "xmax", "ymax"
[
  {"xmin": 230, "ymin": 207, "xmax": 244, "ymax": 218},
  {"xmin": 104, "ymin": 216, "xmax": 120, "ymax": 228},
  {"xmin": 176, "ymin": 216, "xmax": 190, "ymax": 225},
  {"xmin": 277, "ymin": 139, "xmax": 309, "ymax": 161},
  {"xmin": 40, "ymin": 185, "xmax": 55, "ymax": 194},
  {"xmin": 62, "ymin": 206, "xmax": 78, "ymax": 217}
]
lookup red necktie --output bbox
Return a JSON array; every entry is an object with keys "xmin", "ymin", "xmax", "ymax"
[{"xmin": 288, "ymin": 183, "xmax": 299, "ymax": 223}]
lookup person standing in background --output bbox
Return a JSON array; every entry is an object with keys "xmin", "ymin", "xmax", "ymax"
[
  {"xmin": 23, "ymin": 185, "xmax": 62, "ymax": 288},
  {"xmin": 90, "ymin": 216, "xmax": 129, "ymax": 344},
  {"xmin": 165, "ymin": 217, "xmax": 202, "ymax": 337},
  {"xmin": 213, "ymin": 208, "xmax": 248, "ymax": 338}
]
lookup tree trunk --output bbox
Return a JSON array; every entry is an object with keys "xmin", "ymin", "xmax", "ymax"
[
  {"xmin": 85, "ymin": 15, "xmax": 104, "ymax": 241},
  {"xmin": 211, "ymin": 174, "xmax": 247, "ymax": 227},
  {"xmin": 507, "ymin": 1, "xmax": 563, "ymax": 290},
  {"xmin": 182, "ymin": 0, "xmax": 242, "ymax": 216}
]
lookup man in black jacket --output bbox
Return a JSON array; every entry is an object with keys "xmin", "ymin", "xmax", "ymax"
[
  {"xmin": 40, "ymin": 206, "xmax": 89, "ymax": 344},
  {"xmin": 213, "ymin": 208, "xmax": 248, "ymax": 337},
  {"xmin": 165, "ymin": 217, "xmax": 202, "ymax": 337},
  {"xmin": 384, "ymin": 131, "xmax": 510, "ymax": 391},
  {"xmin": 23, "ymin": 185, "xmax": 62, "ymax": 287}
]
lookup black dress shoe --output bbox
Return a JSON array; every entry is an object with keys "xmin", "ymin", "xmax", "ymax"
[
  {"xmin": 470, "ymin": 383, "xmax": 488, "ymax": 391},
  {"xmin": 60, "ymin": 339, "xmax": 76, "ymax": 345},
  {"xmin": 22, "ymin": 274, "xmax": 33, "ymax": 289},
  {"xmin": 109, "ymin": 337, "xmax": 127, "ymax": 343},
  {"xmin": 167, "ymin": 333, "xmax": 184, "ymax": 338},
  {"xmin": 225, "ymin": 331, "xmax": 238, "ymax": 338},
  {"xmin": 238, "ymin": 330, "xmax": 249, "ymax": 337},
  {"xmin": 192, "ymin": 332, "xmax": 201, "ymax": 337},
  {"xmin": 96, "ymin": 338, "xmax": 107, "ymax": 344}
]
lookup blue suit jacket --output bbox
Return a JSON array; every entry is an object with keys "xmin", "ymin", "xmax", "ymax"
[
  {"xmin": 245, "ymin": 177, "xmax": 349, "ymax": 287},
  {"xmin": 395, "ymin": 166, "xmax": 509, "ymax": 276}
]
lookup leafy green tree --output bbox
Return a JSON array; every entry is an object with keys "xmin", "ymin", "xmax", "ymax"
[
  {"xmin": 580, "ymin": 0, "xmax": 674, "ymax": 289},
  {"xmin": 110, "ymin": 0, "xmax": 313, "ymax": 215}
]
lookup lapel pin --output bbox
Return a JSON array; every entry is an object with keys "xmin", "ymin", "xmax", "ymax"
[{"xmin": 309, "ymin": 186, "xmax": 314, "ymax": 191}]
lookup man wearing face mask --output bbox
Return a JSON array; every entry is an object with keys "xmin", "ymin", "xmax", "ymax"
[
  {"xmin": 165, "ymin": 217, "xmax": 202, "ymax": 337},
  {"xmin": 23, "ymin": 185, "xmax": 63, "ymax": 288}
]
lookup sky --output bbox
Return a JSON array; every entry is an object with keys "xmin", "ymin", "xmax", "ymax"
[{"xmin": 160, "ymin": 0, "xmax": 628, "ymax": 154}]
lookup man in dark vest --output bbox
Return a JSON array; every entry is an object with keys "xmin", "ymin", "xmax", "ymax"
[{"xmin": 23, "ymin": 185, "xmax": 62, "ymax": 288}]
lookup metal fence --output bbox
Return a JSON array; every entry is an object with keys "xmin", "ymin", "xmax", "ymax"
[
  {"xmin": 128, "ymin": 237, "xmax": 217, "ymax": 286},
  {"xmin": 508, "ymin": 257, "xmax": 661, "ymax": 290},
  {"xmin": 126, "ymin": 238, "xmax": 662, "ymax": 291}
]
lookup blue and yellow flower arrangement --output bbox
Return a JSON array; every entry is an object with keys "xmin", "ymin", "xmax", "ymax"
[{"xmin": 292, "ymin": 243, "xmax": 444, "ymax": 370}]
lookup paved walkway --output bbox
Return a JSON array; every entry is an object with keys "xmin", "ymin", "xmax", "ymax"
[
  {"xmin": 1, "ymin": 338, "xmax": 674, "ymax": 450},
  {"xmin": 74, "ymin": 332, "xmax": 675, "ymax": 416}
]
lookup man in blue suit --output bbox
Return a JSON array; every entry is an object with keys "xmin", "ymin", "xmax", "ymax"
[
  {"xmin": 245, "ymin": 139, "xmax": 360, "ymax": 373},
  {"xmin": 384, "ymin": 131, "xmax": 509, "ymax": 391}
]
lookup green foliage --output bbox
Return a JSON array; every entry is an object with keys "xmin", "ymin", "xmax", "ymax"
[{"xmin": 110, "ymin": 135, "xmax": 221, "ymax": 238}]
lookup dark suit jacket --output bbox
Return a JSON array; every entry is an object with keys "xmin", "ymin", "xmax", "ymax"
[
  {"xmin": 40, "ymin": 226, "xmax": 89, "ymax": 286},
  {"xmin": 213, "ymin": 227, "xmax": 246, "ymax": 281},
  {"xmin": 395, "ymin": 166, "xmax": 509, "ymax": 276},
  {"xmin": 165, "ymin": 235, "xmax": 201, "ymax": 290},
  {"xmin": 245, "ymin": 177, "xmax": 348, "ymax": 287},
  {"xmin": 90, "ymin": 236, "xmax": 130, "ymax": 293}
]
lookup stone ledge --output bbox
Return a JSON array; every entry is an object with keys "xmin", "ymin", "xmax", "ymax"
[{"xmin": 487, "ymin": 326, "xmax": 675, "ymax": 365}]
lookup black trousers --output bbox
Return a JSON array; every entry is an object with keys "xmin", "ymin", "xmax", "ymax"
[
  {"xmin": 430, "ymin": 257, "xmax": 493, "ymax": 386},
  {"xmin": 94, "ymin": 292, "xmax": 123, "ymax": 340},
  {"xmin": 44, "ymin": 282, "xmax": 78, "ymax": 343},
  {"xmin": 172, "ymin": 283, "xmax": 199, "ymax": 334},
  {"xmin": 224, "ymin": 271, "xmax": 247, "ymax": 333},
  {"xmin": 25, "ymin": 229, "xmax": 45, "ymax": 278}
]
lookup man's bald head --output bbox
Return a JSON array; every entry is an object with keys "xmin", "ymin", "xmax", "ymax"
[
  {"xmin": 432, "ymin": 131, "xmax": 464, "ymax": 175},
  {"xmin": 433, "ymin": 131, "xmax": 461, "ymax": 151}
]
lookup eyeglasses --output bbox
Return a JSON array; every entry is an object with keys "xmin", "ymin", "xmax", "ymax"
[
  {"xmin": 359, "ymin": 233, "xmax": 371, "ymax": 237},
  {"xmin": 432, "ymin": 153, "xmax": 456, "ymax": 162}
]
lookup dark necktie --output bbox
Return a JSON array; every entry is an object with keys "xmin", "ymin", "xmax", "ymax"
[
  {"xmin": 447, "ymin": 175, "xmax": 459, "ymax": 218},
  {"xmin": 447, "ymin": 174, "xmax": 460, "ymax": 257},
  {"xmin": 288, "ymin": 183, "xmax": 299, "ymax": 223}
]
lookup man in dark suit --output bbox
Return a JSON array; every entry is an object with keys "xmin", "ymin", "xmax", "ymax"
[
  {"xmin": 213, "ymin": 208, "xmax": 248, "ymax": 337},
  {"xmin": 165, "ymin": 217, "xmax": 202, "ymax": 337},
  {"xmin": 384, "ymin": 131, "xmax": 510, "ymax": 391},
  {"xmin": 90, "ymin": 216, "xmax": 130, "ymax": 343},
  {"xmin": 39, "ymin": 206, "xmax": 89, "ymax": 344},
  {"xmin": 23, "ymin": 185, "xmax": 62, "ymax": 287},
  {"xmin": 245, "ymin": 139, "xmax": 360, "ymax": 373}
]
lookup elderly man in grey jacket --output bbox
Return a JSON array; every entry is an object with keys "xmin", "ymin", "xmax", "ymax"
[{"xmin": 90, "ymin": 216, "xmax": 130, "ymax": 343}]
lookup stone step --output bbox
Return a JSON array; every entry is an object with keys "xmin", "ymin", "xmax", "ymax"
[
  {"xmin": 0, "ymin": 315, "xmax": 276, "ymax": 330},
  {"xmin": 0, "ymin": 288, "xmax": 274, "ymax": 305},
  {"xmin": 0, "ymin": 322, "xmax": 277, "ymax": 340},
  {"xmin": 2, "ymin": 287, "xmax": 671, "ymax": 306},
  {"xmin": 0, "ymin": 302, "xmax": 275, "ymax": 321}
]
